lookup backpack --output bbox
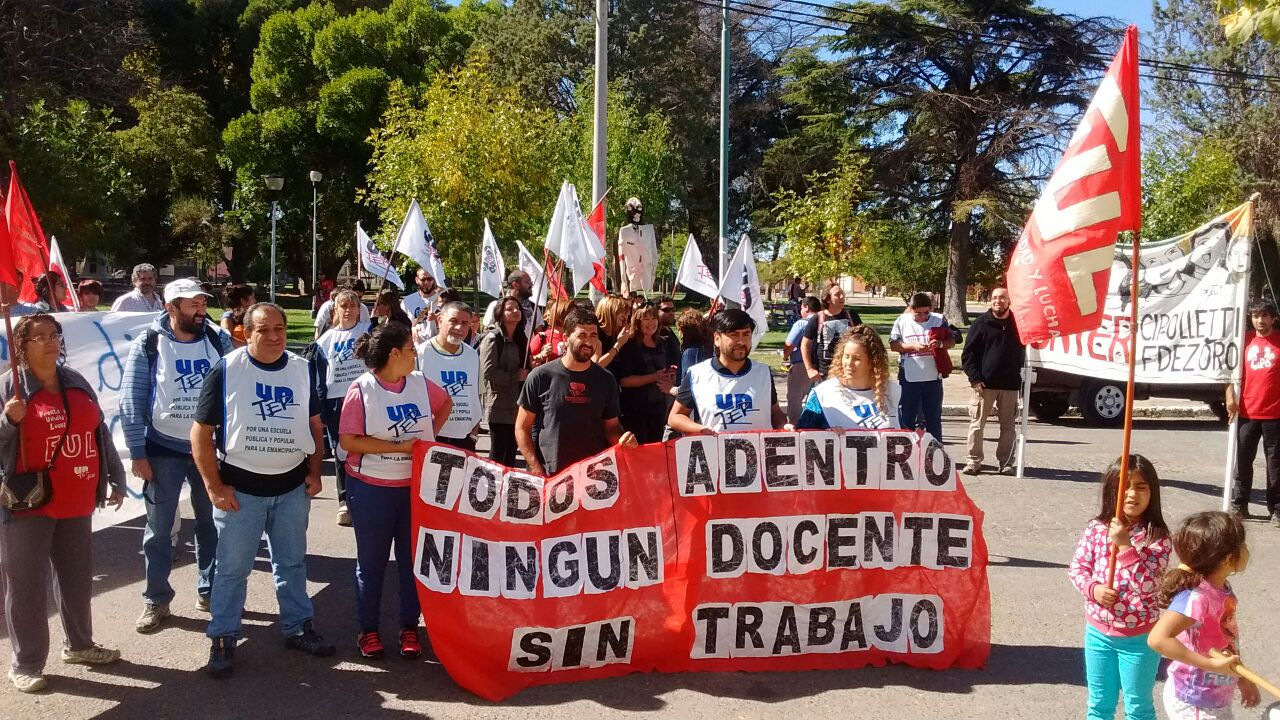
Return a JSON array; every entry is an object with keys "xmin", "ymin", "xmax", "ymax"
[{"xmin": 142, "ymin": 324, "xmax": 227, "ymax": 368}]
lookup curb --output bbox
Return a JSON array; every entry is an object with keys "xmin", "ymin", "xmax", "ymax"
[{"xmin": 940, "ymin": 405, "xmax": 1217, "ymax": 419}]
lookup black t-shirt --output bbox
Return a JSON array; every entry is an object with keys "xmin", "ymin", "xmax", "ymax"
[
  {"xmin": 803, "ymin": 309, "xmax": 863, "ymax": 377},
  {"xmin": 517, "ymin": 360, "xmax": 620, "ymax": 474},
  {"xmin": 195, "ymin": 352, "xmax": 321, "ymax": 497}
]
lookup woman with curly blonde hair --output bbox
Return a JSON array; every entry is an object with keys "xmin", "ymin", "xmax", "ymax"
[{"xmin": 796, "ymin": 325, "xmax": 900, "ymax": 430}]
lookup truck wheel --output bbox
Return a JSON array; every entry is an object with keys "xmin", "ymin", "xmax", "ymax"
[
  {"xmin": 1208, "ymin": 400, "xmax": 1229, "ymax": 424},
  {"xmin": 1030, "ymin": 392, "xmax": 1070, "ymax": 422},
  {"xmin": 1078, "ymin": 380, "xmax": 1126, "ymax": 427}
]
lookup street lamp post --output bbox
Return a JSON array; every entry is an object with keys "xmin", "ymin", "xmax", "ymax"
[
  {"xmin": 309, "ymin": 170, "xmax": 322, "ymax": 304},
  {"xmin": 264, "ymin": 174, "xmax": 284, "ymax": 303}
]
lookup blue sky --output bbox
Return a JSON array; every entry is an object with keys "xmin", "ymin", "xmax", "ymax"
[{"xmin": 1040, "ymin": 0, "xmax": 1154, "ymax": 31}]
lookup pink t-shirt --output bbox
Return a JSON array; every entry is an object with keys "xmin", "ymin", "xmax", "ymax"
[
  {"xmin": 1167, "ymin": 580, "xmax": 1239, "ymax": 708},
  {"xmin": 340, "ymin": 373, "xmax": 450, "ymax": 486}
]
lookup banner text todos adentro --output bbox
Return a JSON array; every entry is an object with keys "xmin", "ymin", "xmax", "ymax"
[{"xmin": 411, "ymin": 430, "xmax": 990, "ymax": 701}]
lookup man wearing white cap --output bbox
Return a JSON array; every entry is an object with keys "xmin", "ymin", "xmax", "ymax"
[{"xmin": 121, "ymin": 278, "xmax": 232, "ymax": 634}]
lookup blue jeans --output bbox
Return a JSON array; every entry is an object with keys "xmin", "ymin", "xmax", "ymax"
[
  {"xmin": 207, "ymin": 484, "xmax": 314, "ymax": 639},
  {"xmin": 347, "ymin": 476, "xmax": 420, "ymax": 632},
  {"xmin": 1084, "ymin": 624, "xmax": 1159, "ymax": 720},
  {"xmin": 142, "ymin": 452, "xmax": 217, "ymax": 605},
  {"xmin": 899, "ymin": 378, "xmax": 944, "ymax": 441}
]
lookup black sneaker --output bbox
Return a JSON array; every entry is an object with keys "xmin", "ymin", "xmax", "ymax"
[
  {"xmin": 286, "ymin": 620, "xmax": 336, "ymax": 657},
  {"xmin": 1232, "ymin": 506, "xmax": 1250, "ymax": 520},
  {"xmin": 205, "ymin": 636, "xmax": 235, "ymax": 679}
]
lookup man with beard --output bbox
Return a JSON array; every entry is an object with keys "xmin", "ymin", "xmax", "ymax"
[
  {"xmin": 111, "ymin": 263, "xmax": 165, "ymax": 313},
  {"xmin": 402, "ymin": 268, "xmax": 442, "ymax": 341},
  {"xmin": 668, "ymin": 309, "xmax": 788, "ymax": 434},
  {"xmin": 416, "ymin": 302, "xmax": 482, "ymax": 451},
  {"xmin": 516, "ymin": 307, "xmax": 636, "ymax": 476},
  {"xmin": 960, "ymin": 288, "xmax": 1024, "ymax": 475},
  {"xmin": 121, "ymin": 278, "xmax": 233, "ymax": 633},
  {"xmin": 482, "ymin": 270, "xmax": 540, "ymax": 339}
]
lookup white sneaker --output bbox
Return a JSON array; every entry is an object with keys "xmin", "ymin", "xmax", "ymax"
[
  {"xmin": 61, "ymin": 644, "xmax": 120, "ymax": 665},
  {"xmin": 135, "ymin": 603, "xmax": 170, "ymax": 634},
  {"xmin": 8, "ymin": 667, "xmax": 47, "ymax": 693},
  {"xmin": 336, "ymin": 504, "xmax": 351, "ymax": 527}
]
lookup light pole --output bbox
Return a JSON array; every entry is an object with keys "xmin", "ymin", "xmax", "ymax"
[
  {"xmin": 309, "ymin": 170, "xmax": 322, "ymax": 303},
  {"xmin": 264, "ymin": 174, "xmax": 284, "ymax": 303}
]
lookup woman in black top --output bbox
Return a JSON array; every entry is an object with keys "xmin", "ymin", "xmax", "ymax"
[
  {"xmin": 609, "ymin": 303, "xmax": 680, "ymax": 444},
  {"xmin": 479, "ymin": 297, "xmax": 529, "ymax": 466}
]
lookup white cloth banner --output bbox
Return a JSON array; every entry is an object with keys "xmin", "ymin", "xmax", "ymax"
[
  {"xmin": 1029, "ymin": 203, "xmax": 1253, "ymax": 384},
  {"xmin": 717, "ymin": 236, "xmax": 769, "ymax": 350},
  {"xmin": 479, "ymin": 219, "xmax": 505, "ymax": 299},
  {"xmin": 356, "ymin": 221, "xmax": 404, "ymax": 290},
  {"xmin": 516, "ymin": 240, "xmax": 548, "ymax": 308},
  {"xmin": 392, "ymin": 199, "xmax": 448, "ymax": 288},
  {"xmin": 544, "ymin": 182, "xmax": 604, "ymax": 296},
  {"xmin": 676, "ymin": 234, "xmax": 719, "ymax": 298},
  {"xmin": 49, "ymin": 236, "xmax": 81, "ymax": 310},
  {"xmin": 0, "ymin": 311, "xmax": 157, "ymax": 526}
]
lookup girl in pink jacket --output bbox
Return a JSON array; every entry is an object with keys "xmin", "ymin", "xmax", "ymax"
[{"xmin": 1068, "ymin": 454, "xmax": 1171, "ymax": 720}]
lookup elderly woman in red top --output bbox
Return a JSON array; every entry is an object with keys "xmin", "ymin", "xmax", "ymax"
[{"xmin": 0, "ymin": 314, "xmax": 127, "ymax": 693}]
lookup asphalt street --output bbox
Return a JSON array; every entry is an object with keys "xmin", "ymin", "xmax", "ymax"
[{"xmin": 1, "ymin": 415, "xmax": 1276, "ymax": 720}]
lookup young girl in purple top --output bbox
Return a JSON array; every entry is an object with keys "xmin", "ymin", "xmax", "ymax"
[{"xmin": 1149, "ymin": 511, "xmax": 1261, "ymax": 718}]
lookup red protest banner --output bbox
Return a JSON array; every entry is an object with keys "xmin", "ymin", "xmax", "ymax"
[{"xmin": 412, "ymin": 430, "xmax": 989, "ymax": 701}]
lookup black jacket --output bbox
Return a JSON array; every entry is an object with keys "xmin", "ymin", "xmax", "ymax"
[{"xmin": 961, "ymin": 311, "xmax": 1025, "ymax": 390}]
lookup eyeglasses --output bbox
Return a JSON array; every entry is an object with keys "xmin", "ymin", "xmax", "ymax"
[
  {"xmin": 400, "ymin": 344, "xmax": 418, "ymax": 354},
  {"xmin": 28, "ymin": 332, "xmax": 62, "ymax": 345}
]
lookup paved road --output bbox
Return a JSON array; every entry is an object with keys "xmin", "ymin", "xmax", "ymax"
[{"xmin": 2, "ymin": 416, "xmax": 1277, "ymax": 719}]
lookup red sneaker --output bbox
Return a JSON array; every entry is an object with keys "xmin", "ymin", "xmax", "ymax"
[
  {"xmin": 357, "ymin": 630, "xmax": 384, "ymax": 659},
  {"xmin": 399, "ymin": 627, "xmax": 422, "ymax": 659}
]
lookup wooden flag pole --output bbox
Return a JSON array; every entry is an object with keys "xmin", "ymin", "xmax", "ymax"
[
  {"xmin": 1210, "ymin": 650, "xmax": 1280, "ymax": 699},
  {"xmin": 1106, "ymin": 232, "xmax": 1141, "ymax": 587}
]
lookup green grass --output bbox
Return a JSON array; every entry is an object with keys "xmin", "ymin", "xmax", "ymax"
[{"xmin": 750, "ymin": 304, "xmax": 967, "ymax": 373}]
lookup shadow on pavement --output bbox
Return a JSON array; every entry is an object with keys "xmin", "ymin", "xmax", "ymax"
[{"xmin": 988, "ymin": 554, "xmax": 1068, "ymax": 570}]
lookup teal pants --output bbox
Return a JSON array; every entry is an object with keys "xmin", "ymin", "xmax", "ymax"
[{"xmin": 1084, "ymin": 624, "xmax": 1159, "ymax": 720}]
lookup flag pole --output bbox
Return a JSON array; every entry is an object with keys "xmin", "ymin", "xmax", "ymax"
[
  {"xmin": 1015, "ymin": 352, "xmax": 1034, "ymax": 478},
  {"xmin": 1222, "ymin": 193, "xmax": 1261, "ymax": 510},
  {"xmin": 1106, "ymin": 231, "xmax": 1141, "ymax": 587}
]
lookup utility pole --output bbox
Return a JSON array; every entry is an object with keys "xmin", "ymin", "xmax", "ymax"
[
  {"xmin": 592, "ymin": 0, "xmax": 609, "ymax": 297},
  {"xmin": 718, "ymin": 0, "xmax": 730, "ymax": 282}
]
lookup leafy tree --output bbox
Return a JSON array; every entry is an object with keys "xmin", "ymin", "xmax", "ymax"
[
  {"xmin": 853, "ymin": 221, "xmax": 948, "ymax": 299},
  {"xmin": 116, "ymin": 85, "xmax": 222, "ymax": 266},
  {"xmin": 1219, "ymin": 0, "xmax": 1280, "ymax": 42},
  {"xmin": 7, "ymin": 100, "xmax": 140, "ymax": 264},
  {"xmin": 221, "ymin": 0, "xmax": 478, "ymax": 285},
  {"xmin": 1151, "ymin": 0, "xmax": 1280, "ymax": 243},
  {"xmin": 366, "ymin": 59, "xmax": 572, "ymax": 282},
  {"xmin": 1142, "ymin": 135, "xmax": 1245, "ymax": 240},
  {"xmin": 772, "ymin": 150, "xmax": 874, "ymax": 285},
  {"xmin": 826, "ymin": 0, "xmax": 1119, "ymax": 323}
]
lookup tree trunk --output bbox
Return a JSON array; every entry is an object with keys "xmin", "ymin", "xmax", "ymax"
[{"xmin": 943, "ymin": 216, "xmax": 971, "ymax": 325}]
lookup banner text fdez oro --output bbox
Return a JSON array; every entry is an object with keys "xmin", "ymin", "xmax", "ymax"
[{"xmin": 411, "ymin": 430, "xmax": 990, "ymax": 701}]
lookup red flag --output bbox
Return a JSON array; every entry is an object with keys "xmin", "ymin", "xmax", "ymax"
[
  {"xmin": 0, "ymin": 194, "xmax": 17, "ymax": 292},
  {"xmin": 1006, "ymin": 25, "xmax": 1141, "ymax": 344},
  {"xmin": 6, "ymin": 162, "xmax": 54, "ymax": 303},
  {"xmin": 543, "ymin": 250, "xmax": 568, "ymax": 301},
  {"xmin": 587, "ymin": 196, "xmax": 607, "ymax": 293}
]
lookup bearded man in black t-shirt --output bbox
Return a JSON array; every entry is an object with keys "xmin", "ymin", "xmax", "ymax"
[{"xmin": 516, "ymin": 307, "xmax": 637, "ymax": 476}]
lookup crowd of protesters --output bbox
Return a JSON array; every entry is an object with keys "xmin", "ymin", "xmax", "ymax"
[{"xmin": 0, "ymin": 262, "xmax": 1034, "ymax": 692}]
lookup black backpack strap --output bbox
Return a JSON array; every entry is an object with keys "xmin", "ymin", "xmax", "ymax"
[
  {"xmin": 142, "ymin": 328, "xmax": 160, "ymax": 368},
  {"xmin": 204, "ymin": 325, "xmax": 226, "ymax": 357}
]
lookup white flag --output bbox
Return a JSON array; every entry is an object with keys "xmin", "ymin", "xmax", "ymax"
[
  {"xmin": 516, "ymin": 240, "xmax": 547, "ymax": 307},
  {"xmin": 355, "ymin": 222, "xmax": 403, "ymax": 290},
  {"xmin": 479, "ymin": 218, "xmax": 505, "ymax": 298},
  {"xmin": 391, "ymin": 199, "xmax": 448, "ymax": 287},
  {"xmin": 48, "ymin": 236, "xmax": 80, "ymax": 311},
  {"xmin": 717, "ymin": 236, "xmax": 768, "ymax": 349},
  {"xmin": 675, "ymin": 234, "xmax": 719, "ymax": 298},
  {"xmin": 544, "ymin": 182, "xmax": 605, "ymax": 295}
]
